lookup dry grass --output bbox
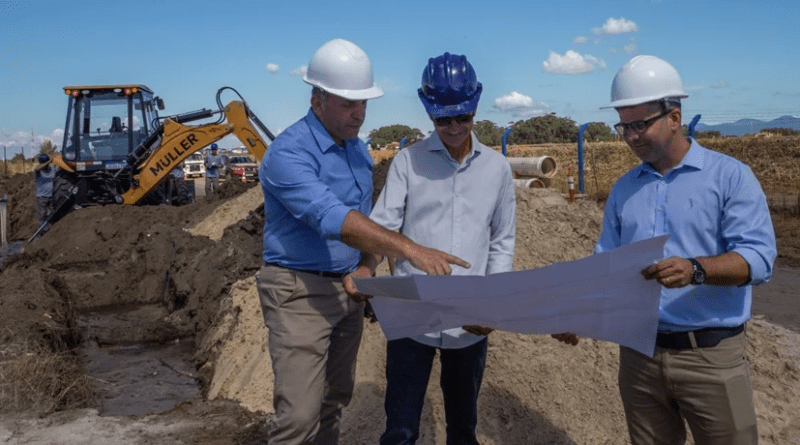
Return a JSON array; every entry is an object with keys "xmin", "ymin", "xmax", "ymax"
[
  {"xmin": 0, "ymin": 339, "xmax": 94, "ymax": 415},
  {"xmin": 1, "ymin": 160, "xmax": 34, "ymax": 177}
]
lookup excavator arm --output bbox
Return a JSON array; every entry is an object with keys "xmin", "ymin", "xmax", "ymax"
[{"xmin": 122, "ymin": 100, "xmax": 274, "ymax": 204}]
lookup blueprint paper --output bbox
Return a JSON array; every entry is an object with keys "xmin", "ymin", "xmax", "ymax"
[{"xmin": 353, "ymin": 235, "xmax": 668, "ymax": 356}]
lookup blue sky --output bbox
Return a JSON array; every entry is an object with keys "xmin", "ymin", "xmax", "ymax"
[{"xmin": 2, "ymin": 0, "xmax": 798, "ymax": 157}]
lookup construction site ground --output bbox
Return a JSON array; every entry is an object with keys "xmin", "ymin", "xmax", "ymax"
[{"xmin": 1, "ymin": 149, "xmax": 799, "ymax": 444}]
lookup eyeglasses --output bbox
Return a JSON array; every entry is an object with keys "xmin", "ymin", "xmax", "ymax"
[
  {"xmin": 614, "ymin": 110, "xmax": 672, "ymax": 135},
  {"xmin": 432, "ymin": 113, "xmax": 474, "ymax": 127}
]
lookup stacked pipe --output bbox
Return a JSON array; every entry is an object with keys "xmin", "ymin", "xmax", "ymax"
[{"xmin": 508, "ymin": 156, "xmax": 558, "ymax": 189}]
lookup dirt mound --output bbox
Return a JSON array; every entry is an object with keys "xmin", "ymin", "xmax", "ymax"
[
  {"xmin": 1, "ymin": 149, "xmax": 799, "ymax": 444},
  {"xmin": 0, "ymin": 172, "xmax": 39, "ymax": 240}
]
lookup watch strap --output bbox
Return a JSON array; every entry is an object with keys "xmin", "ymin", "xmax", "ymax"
[{"xmin": 688, "ymin": 258, "xmax": 705, "ymax": 285}]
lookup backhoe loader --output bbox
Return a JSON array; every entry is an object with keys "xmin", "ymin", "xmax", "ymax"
[{"xmin": 31, "ymin": 85, "xmax": 275, "ymax": 241}]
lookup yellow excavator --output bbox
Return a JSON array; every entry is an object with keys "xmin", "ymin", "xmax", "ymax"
[{"xmin": 31, "ymin": 85, "xmax": 274, "ymax": 241}]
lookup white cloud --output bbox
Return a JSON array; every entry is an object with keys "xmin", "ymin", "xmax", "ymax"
[
  {"xmin": 0, "ymin": 128, "xmax": 62, "ymax": 157},
  {"xmin": 623, "ymin": 43, "xmax": 637, "ymax": 54},
  {"xmin": 491, "ymin": 92, "xmax": 550, "ymax": 117},
  {"xmin": 542, "ymin": 51, "xmax": 606, "ymax": 74},
  {"xmin": 266, "ymin": 63, "xmax": 279, "ymax": 73},
  {"xmin": 573, "ymin": 36, "xmax": 588, "ymax": 45},
  {"xmin": 289, "ymin": 66, "xmax": 307, "ymax": 77},
  {"xmin": 592, "ymin": 17, "xmax": 639, "ymax": 35}
]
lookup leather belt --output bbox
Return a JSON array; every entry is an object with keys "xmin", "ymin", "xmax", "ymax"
[
  {"xmin": 264, "ymin": 262, "xmax": 347, "ymax": 279},
  {"xmin": 656, "ymin": 324, "xmax": 744, "ymax": 350}
]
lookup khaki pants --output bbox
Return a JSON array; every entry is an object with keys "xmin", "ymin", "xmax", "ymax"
[
  {"xmin": 619, "ymin": 332, "xmax": 757, "ymax": 445},
  {"xmin": 205, "ymin": 175, "xmax": 219, "ymax": 195},
  {"xmin": 257, "ymin": 264, "xmax": 364, "ymax": 445}
]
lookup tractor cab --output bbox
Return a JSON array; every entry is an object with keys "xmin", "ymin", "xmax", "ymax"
[{"xmin": 61, "ymin": 85, "xmax": 164, "ymax": 172}]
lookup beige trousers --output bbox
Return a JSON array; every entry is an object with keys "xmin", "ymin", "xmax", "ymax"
[
  {"xmin": 257, "ymin": 264, "xmax": 364, "ymax": 445},
  {"xmin": 619, "ymin": 332, "xmax": 757, "ymax": 445}
]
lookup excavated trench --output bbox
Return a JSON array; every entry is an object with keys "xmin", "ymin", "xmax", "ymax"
[{"xmin": 77, "ymin": 304, "xmax": 200, "ymax": 416}]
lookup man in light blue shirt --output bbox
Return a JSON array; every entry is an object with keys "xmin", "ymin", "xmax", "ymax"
[
  {"xmin": 33, "ymin": 153, "xmax": 57, "ymax": 226},
  {"xmin": 257, "ymin": 39, "xmax": 468, "ymax": 445},
  {"xmin": 369, "ymin": 53, "xmax": 515, "ymax": 445},
  {"xmin": 595, "ymin": 56, "xmax": 776, "ymax": 445},
  {"xmin": 203, "ymin": 144, "xmax": 224, "ymax": 196}
]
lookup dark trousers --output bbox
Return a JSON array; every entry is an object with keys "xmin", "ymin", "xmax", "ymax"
[{"xmin": 380, "ymin": 337, "xmax": 488, "ymax": 445}]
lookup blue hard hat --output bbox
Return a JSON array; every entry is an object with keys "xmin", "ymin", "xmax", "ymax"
[
  {"xmin": 211, "ymin": 143, "xmax": 218, "ymax": 150},
  {"xmin": 418, "ymin": 53, "xmax": 482, "ymax": 118},
  {"xmin": 38, "ymin": 153, "xmax": 50, "ymax": 164}
]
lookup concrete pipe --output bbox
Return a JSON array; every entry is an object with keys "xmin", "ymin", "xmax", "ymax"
[
  {"xmin": 514, "ymin": 178, "xmax": 546, "ymax": 189},
  {"xmin": 508, "ymin": 156, "xmax": 558, "ymax": 178},
  {"xmin": 1, "ymin": 195, "xmax": 7, "ymax": 246}
]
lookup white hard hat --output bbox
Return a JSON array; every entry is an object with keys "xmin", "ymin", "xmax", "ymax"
[
  {"xmin": 602, "ymin": 55, "xmax": 688, "ymax": 109},
  {"xmin": 303, "ymin": 39, "xmax": 384, "ymax": 101}
]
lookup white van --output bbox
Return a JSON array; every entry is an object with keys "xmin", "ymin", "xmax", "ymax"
[{"xmin": 183, "ymin": 153, "xmax": 206, "ymax": 178}]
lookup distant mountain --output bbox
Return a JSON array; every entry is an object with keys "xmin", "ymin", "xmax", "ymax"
[{"xmin": 694, "ymin": 115, "xmax": 800, "ymax": 136}]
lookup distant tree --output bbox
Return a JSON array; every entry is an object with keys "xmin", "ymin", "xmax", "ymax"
[
  {"xmin": 760, "ymin": 127, "xmax": 800, "ymax": 136},
  {"xmin": 583, "ymin": 122, "xmax": 614, "ymax": 141},
  {"xmin": 369, "ymin": 125, "xmax": 424, "ymax": 148},
  {"xmin": 473, "ymin": 120, "xmax": 504, "ymax": 147},
  {"xmin": 11, "ymin": 152, "xmax": 26, "ymax": 162},
  {"xmin": 39, "ymin": 140, "xmax": 57, "ymax": 154},
  {"xmin": 508, "ymin": 113, "xmax": 578, "ymax": 144}
]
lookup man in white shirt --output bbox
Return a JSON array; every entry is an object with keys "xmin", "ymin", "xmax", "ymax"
[{"xmin": 369, "ymin": 52, "xmax": 516, "ymax": 445}]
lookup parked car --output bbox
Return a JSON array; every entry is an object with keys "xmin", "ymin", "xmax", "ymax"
[
  {"xmin": 183, "ymin": 153, "xmax": 206, "ymax": 178},
  {"xmin": 224, "ymin": 155, "xmax": 259, "ymax": 182}
]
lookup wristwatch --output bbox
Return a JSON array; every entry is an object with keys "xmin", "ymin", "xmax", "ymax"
[{"xmin": 688, "ymin": 258, "xmax": 706, "ymax": 285}]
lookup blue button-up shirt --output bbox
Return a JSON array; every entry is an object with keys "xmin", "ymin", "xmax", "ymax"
[
  {"xmin": 595, "ymin": 138, "xmax": 776, "ymax": 331},
  {"xmin": 259, "ymin": 109, "xmax": 373, "ymax": 273},
  {"xmin": 371, "ymin": 131, "xmax": 516, "ymax": 348}
]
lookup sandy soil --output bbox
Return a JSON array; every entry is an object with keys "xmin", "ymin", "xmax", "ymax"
[{"xmin": 1, "ymin": 161, "xmax": 798, "ymax": 445}]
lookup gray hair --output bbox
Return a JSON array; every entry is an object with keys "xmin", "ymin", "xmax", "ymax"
[{"xmin": 312, "ymin": 86, "xmax": 329, "ymax": 103}]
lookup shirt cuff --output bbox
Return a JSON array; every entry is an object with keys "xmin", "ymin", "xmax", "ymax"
[
  {"xmin": 733, "ymin": 247, "xmax": 772, "ymax": 285},
  {"xmin": 320, "ymin": 205, "xmax": 353, "ymax": 241}
]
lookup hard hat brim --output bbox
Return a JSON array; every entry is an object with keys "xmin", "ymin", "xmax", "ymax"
[
  {"xmin": 303, "ymin": 77, "xmax": 384, "ymax": 101},
  {"xmin": 601, "ymin": 92, "xmax": 688, "ymax": 110}
]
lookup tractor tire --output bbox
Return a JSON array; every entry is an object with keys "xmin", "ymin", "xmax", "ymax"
[{"xmin": 172, "ymin": 178, "xmax": 193, "ymax": 206}]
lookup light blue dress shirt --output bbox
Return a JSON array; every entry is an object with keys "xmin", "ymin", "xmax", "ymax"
[
  {"xmin": 259, "ymin": 109, "xmax": 373, "ymax": 273},
  {"xmin": 371, "ymin": 131, "xmax": 516, "ymax": 348},
  {"xmin": 595, "ymin": 138, "xmax": 776, "ymax": 331},
  {"xmin": 204, "ymin": 153, "xmax": 224, "ymax": 178}
]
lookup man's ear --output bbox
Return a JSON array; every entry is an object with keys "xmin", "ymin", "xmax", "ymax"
[{"xmin": 310, "ymin": 94, "xmax": 323, "ymax": 114}]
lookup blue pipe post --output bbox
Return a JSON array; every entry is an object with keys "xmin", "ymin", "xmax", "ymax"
[
  {"xmin": 577, "ymin": 123, "xmax": 590, "ymax": 194},
  {"xmin": 688, "ymin": 114, "xmax": 701, "ymax": 139},
  {"xmin": 501, "ymin": 127, "xmax": 513, "ymax": 156},
  {"xmin": 399, "ymin": 136, "xmax": 409, "ymax": 150}
]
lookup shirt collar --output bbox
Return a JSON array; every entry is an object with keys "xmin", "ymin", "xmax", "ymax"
[
  {"xmin": 426, "ymin": 131, "xmax": 482, "ymax": 162},
  {"xmin": 303, "ymin": 108, "xmax": 357, "ymax": 153},
  {"xmin": 636, "ymin": 137, "xmax": 704, "ymax": 178}
]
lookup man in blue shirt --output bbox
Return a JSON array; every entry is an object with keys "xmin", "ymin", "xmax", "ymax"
[
  {"xmin": 33, "ymin": 153, "xmax": 57, "ymax": 227},
  {"xmin": 257, "ymin": 39, "xmax": 469, "ymax": 445},
  {"xmin": 204, "ymin": 144, "xmax": 224, "ymax": 196},
  {"xmin": 369, "ymin": 53, "xmax": 516, "ymax": 445},
  {"xmin": 595, "ymin": 55, "xmax": 776, "ymax": 445}
]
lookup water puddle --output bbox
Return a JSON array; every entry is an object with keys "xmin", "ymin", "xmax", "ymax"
[
  {"xmin": 78, "ymin": 304, "xmax": 201, "ymax": 417},
  {"xmin": 0, "ymin": 240, "xmax": 23, "ymax": 269}
]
